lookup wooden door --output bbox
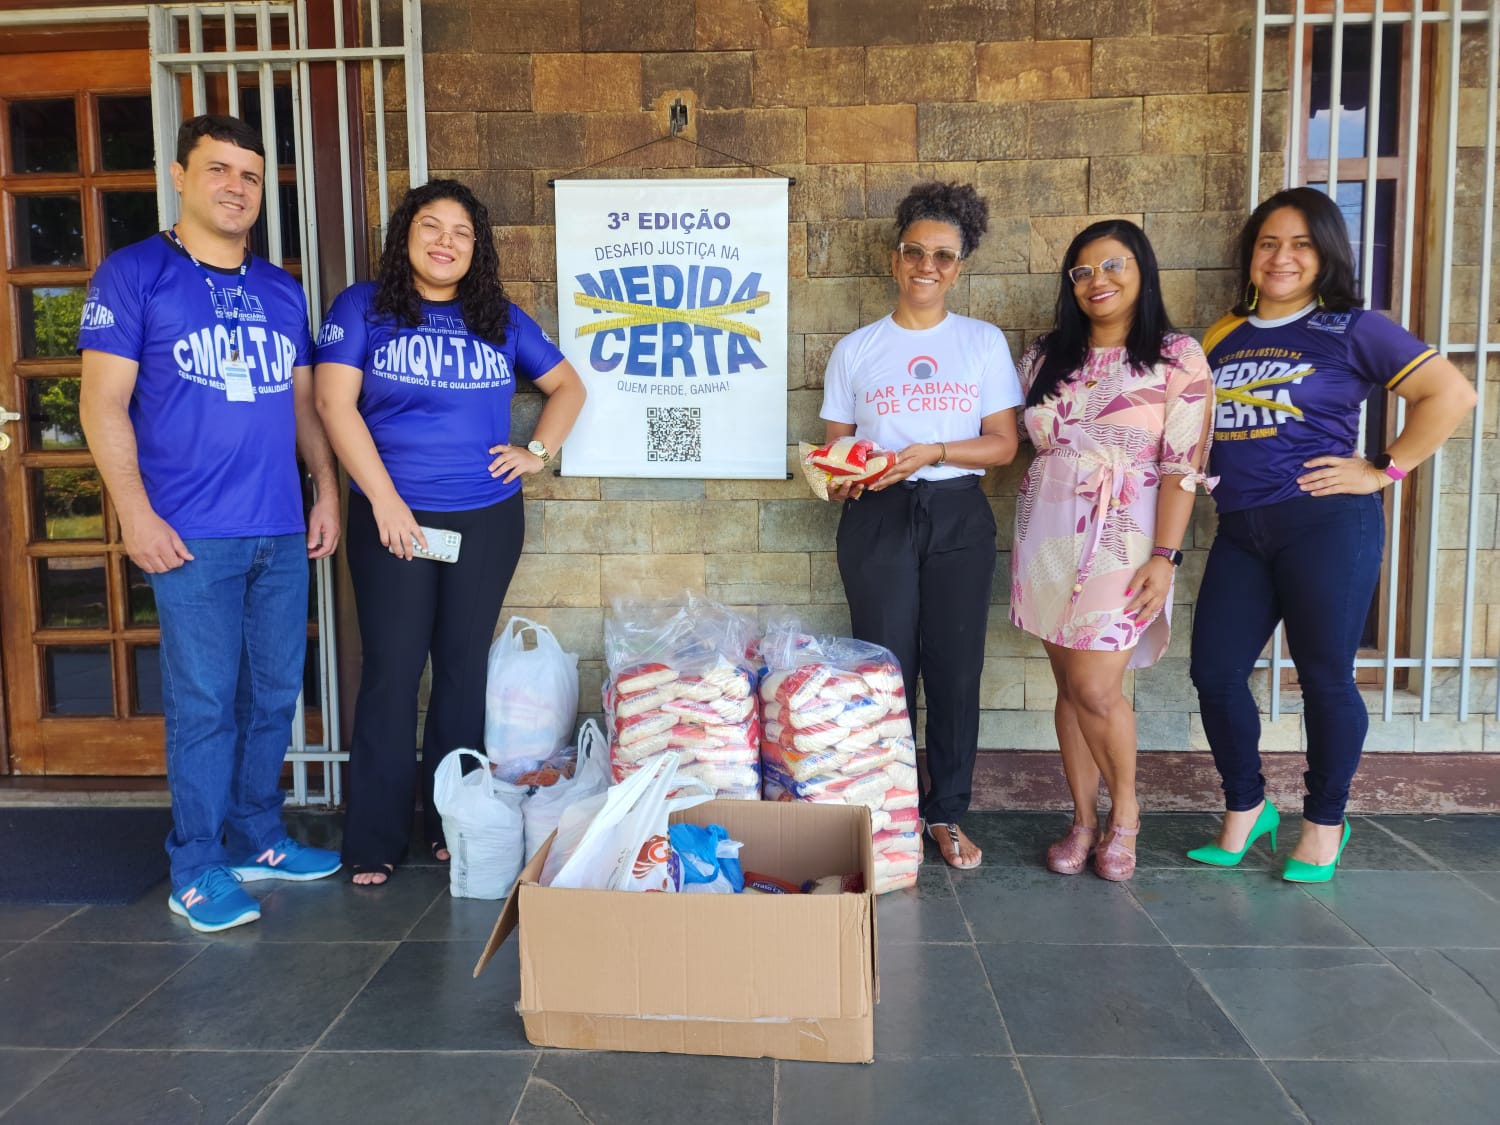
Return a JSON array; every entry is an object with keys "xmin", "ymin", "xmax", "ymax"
[
  {"xmin": 1, "ymin": 22, "xmax": 339, "ymax": 776},
  {"xmin": 0, "ymin": 43, "xmax": 168, "ymax": 774}
]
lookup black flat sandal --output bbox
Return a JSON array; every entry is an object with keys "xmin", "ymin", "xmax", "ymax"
[{"xmin": 349, "ymin": 863, "xmax": 395, "ymax": 886}]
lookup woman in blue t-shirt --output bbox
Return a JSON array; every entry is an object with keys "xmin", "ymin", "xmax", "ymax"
[
  {"xmin": 316, "ymin": 180, "xmax": 585, "ymax": 884},
  {"xmin": 1188, "ymin": 187, "xmax": 1473, "ymax": 882}
]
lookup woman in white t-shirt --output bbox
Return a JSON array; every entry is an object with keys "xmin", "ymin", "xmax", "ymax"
[{"xmin": 818, "ymin": 181, "xmax": 1025, "ymax": 869}]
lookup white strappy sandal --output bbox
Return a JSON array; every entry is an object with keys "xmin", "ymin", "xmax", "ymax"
[{"xmin": 926, "ymin": 822, "xmax": 982, "ymax": 869}]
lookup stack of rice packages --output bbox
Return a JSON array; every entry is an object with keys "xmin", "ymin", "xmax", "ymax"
[
  {"xmin": 603, "ymin": 598, "xmax": 761, "ymax": 800},
  {"xmin": 758, "ymin": 624, "xmax": 922, "ymax": 893}
]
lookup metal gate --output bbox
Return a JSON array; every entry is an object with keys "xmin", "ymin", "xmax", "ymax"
[
  {"xmin": 146, "ymin": 0, "xmax": 429, "ymax": 802},
  {"xmin": 1250, "ymin": 0, "xmax": 1497, "ymax": 724},
  {"xmin": 0, "ymin": 0, "xmax": 429, "ymax": 798}
]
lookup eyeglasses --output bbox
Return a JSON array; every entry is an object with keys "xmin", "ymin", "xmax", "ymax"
[
  {"xmin": 1068, "ymin": 255, "xmax": 1134, "ymax": 284},
  {"xmin": 897, "ymin": 242, "xmax": 962, "ymax": 270},
  {"xmin": 415, "ymin": 217, "xmax": 475, "ymax": 247}
]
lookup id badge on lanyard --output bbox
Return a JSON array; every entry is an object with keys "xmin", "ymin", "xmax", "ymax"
[
  {"xmin": 222, "ymin": 327, "xmax": 255, "ymax": 402},
  {"xmin": 167, "ymin": 227, "xmax": 256, "ymax": 404}
]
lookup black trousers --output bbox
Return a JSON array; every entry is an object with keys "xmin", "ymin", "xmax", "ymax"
[
  {"xmin": 836, "ymin": 476, "xmax": 996, "ymax": 826},
  {"xmin": 341, "ymin": 490, "xmax": 524, "ymax": 866}
]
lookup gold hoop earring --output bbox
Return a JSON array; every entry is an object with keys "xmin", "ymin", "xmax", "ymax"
[
  {"xmin": 1244, "ymin": 282, "xmax": 1258, "ymax": 312},
  {"xmin": 1317, "ymin": 293, "xmax": 1325, "ymax": 309}
]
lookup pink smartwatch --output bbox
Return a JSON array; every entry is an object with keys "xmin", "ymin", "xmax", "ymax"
[{"xmin": 1373, "ymin": 454, "xmax": 1407, "ymax": 482}]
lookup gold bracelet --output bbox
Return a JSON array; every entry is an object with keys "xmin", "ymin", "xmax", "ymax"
[{"xmin": 936, "ymin": 441, "xmax": 947, "ymax": 467}]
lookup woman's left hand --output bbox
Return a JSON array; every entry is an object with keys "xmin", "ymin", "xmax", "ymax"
[
  {"xmin": 868, "ymin": 442, "xmax": 942, "ymax": 491},
  {"xmin": 1297, "ymin": 455, "xmax": 1386, "ymax": 496},
  {"xmin": 487, "ymin": 443, "xmax": 546, "ymax": 483},
  {"xmin": 1122, "ymin": 556, "xmax": 1176, "ymax": 625}
]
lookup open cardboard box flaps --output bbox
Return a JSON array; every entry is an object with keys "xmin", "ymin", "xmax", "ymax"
[{"xmin": 475, "ymin": 799, "xmax": 880, "ymax": 1063}]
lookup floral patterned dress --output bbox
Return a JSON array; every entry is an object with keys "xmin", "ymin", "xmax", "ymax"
[{"xmin": 1010, "ymin": 334, "xmax": 1215, "ymax": 668}]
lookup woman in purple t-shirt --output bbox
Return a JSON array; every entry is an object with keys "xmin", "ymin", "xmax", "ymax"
[
  {"xmin": 316, "ymin": 180, "xmax": 585, "ymax": 885},
  {"xmin": 1188, "ymin": 187, "xmax": 1473, "ymax": 881}
]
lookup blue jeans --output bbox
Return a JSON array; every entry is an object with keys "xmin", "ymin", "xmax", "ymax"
[
  {"xmin": 1189, "ymin": 494, "xmax": 1384, "ymax": 825},
  {"xmin": 148, "ymin": 534, "xmax": 307, "ymax": 887}
]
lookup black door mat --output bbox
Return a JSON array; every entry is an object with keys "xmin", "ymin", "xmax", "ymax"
[{"xmin": 0, "ymin": 806, "xmax": 174, "ymax": 905}]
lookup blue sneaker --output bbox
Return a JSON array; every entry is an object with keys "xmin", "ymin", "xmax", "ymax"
[
  {"xmin": 229, "ymin": 837, "xmax": 342, "ymax": 882},
  {"xmin": 168, "ymin": 866, "xmax": 261, "ymax": 933}
]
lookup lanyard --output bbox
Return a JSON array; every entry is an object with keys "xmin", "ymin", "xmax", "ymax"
[{"xmin": 166, "ymin": 227, "xmax": 250, "ymax": 361}]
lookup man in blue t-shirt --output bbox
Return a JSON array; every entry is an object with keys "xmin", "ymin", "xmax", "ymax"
[{"xmin": 79, "ymin": 115, "xmax": 343, "ymax": 932}]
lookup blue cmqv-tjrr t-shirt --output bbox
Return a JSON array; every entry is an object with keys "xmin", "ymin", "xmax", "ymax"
[
  {"xmin": 1202, "ymin": 304, "xmax": 1437, "ymax": 513},
  {"xmin": 314, "ymin": 282, "xmax": 565, "ymax": 511},
  {"xmin": 76, "ymin": 232, "xmax": 313, "ymax": 538}
]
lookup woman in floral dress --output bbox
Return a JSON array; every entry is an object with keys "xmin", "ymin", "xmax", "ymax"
[{"xmin": 1010, "ymin": 220, "xmax": 1214, "ymax": 880}]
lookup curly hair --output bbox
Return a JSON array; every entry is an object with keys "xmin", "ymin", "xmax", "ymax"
[
  {"xmin": 1232, "ymin": 186, "xmax": 1362, "ymax": 316},
  {"xmin": 893, "ymin": 181, "xmax": 989, "ymax": 258},
  {"xmin": 1028, "ymin": 219, "xmax": 1178, "ymax": 408},
  {"xmin": 373, "ymin": 179, "xmax": 510, "ymax": 346}
]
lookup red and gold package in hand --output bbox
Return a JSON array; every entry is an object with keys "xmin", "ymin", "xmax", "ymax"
[{"xmin": 797, "ymin": 437, "xmax": 896, "ymax": 500}]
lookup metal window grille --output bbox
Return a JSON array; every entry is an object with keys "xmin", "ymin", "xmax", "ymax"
[
  {"xmin": 1251, "ymin": 0, "xmax": 1497, "ymax": 725},
  {"xmin": 145, "ymin": 0, "xmax": 429, "ymax": 802},
  {"xmin": 0, "ymin": 0, "xmax": 429, "ymax": 799}
]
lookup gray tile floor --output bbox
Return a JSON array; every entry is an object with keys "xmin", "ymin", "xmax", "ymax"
[{"xmin": 3, "ymin": 812, "xmax": 1500, "ymax": 1124}]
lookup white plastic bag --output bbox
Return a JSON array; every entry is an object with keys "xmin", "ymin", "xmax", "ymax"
[
  {"xmin": 484, "ymin": 617, "xmax": 580, "ymax": 765},
  {"xmin": 433, "ymin": 748, "xmax": 526, "ymax": 899},
  {"xmin": 523, "ymin": 719, "xmax": 610, "ymax": 861},
  {"xmin": 539, "ymin": 789, "xmax": 608, "ymax": 888},
  {"xmin": 547, "ymin": 751, "xmax": 713, "ymax": 892}
]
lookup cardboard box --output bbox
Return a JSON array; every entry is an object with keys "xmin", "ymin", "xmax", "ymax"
[{"xmin": 474, "ymin": 798, "xmax": 879, "ymax": 1063}]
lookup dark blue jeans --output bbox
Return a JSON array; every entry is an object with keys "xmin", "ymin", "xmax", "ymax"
[
  {"xmin": 148, "ymin": 534, "xmax": 308, "ymax": 888},
  {"xmin": 1189, "ymin": 493, "xmax": 1384, "ymax": 825}
]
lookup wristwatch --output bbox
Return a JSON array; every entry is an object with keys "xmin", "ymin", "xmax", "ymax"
[
  {"xmin": 527, "ymin": 439, "xmax": 551, "ymax": 466},
  {"xmin": 1151, "ymin": 546, "xmax": 1184, "ymax": 567},
  {"xmin": 1372, "ymin": 453, "xmax": 1406, "ymax": 482}
]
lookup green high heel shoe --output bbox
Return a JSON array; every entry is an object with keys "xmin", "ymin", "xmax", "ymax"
[
  {"xmin": 1186, "ymin": 801, "xmax": 1280, "ymax": 867},
  {"xmin": 1281, "ymin": 821, "xmax": 1351, "ymax": 883}
]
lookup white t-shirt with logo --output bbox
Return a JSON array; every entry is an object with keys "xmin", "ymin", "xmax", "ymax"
[{"xmin": 819, "ymin": 312, "xmax": 1023, "ymax": 481}]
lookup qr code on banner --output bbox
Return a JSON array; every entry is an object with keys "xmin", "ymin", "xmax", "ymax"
[{"xmin": 646, "ymin": 407, "xmax": 702, "ymax": 462}]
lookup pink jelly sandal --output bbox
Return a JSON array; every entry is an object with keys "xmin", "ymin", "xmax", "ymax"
[
  {"xmin": 1046, "ymin": 823, "xmax": 1098, "ymax": 875},
  {"xmin": 1093, "ymin": 820, "xmax": 1140, "ymax": 881}
]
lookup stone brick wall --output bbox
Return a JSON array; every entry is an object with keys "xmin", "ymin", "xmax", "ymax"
[{"xmin": 377, "ymin": 0, "xmax": 1499, "ymax": 768}]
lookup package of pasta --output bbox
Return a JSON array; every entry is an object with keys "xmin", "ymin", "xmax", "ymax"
[
  {"xmin": 798, "ymin": 437, "xmax": 896, "ymax": 501},
  {"xmin": 604, "ymin": 597, "xmax": 762, "ymax": 801},
  {"xmin": 757, "ymin": 621, "xmax": 919, "ymax": 893}
]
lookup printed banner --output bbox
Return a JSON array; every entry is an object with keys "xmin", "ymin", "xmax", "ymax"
[{"xmin": 555, "ymin": 179, "xmax": 788, "ymax": 478}]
